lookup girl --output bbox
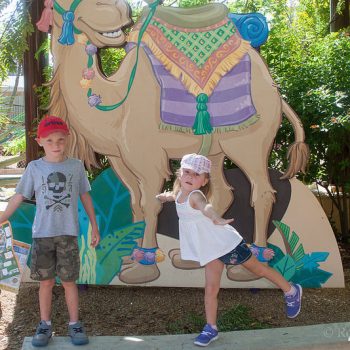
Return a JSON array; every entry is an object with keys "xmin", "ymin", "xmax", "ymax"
[{"xmin": 156, "ymin": 153, "xmax": 302, "ymax": 347}]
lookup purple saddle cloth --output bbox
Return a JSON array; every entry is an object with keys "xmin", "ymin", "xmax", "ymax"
[{"xmin": 126, "ymin": 43, "xmax": 257, "ymax": 129}]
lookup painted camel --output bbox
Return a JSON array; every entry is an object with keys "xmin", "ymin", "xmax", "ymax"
[{"xmin": 44, "ymin": 0, "xmax": 309, "ymax": 283}]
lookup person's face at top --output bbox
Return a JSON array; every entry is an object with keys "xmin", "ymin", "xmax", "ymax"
[
  {"xmin": 36, "ymin": 131, "xmax": 68, "ymax": 162},
  {"xmin": 180, "ymin": 168, "xmax": 208, "ymax": 194}
]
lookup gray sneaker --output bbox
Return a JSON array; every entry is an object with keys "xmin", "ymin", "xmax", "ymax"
[
  {"xmin": 68, "ymin": 321, "xmax": 89, "ymax": 345},
  {"xmin": 32, "ymin": 321, "xmax": 52, "ymax": 347}
]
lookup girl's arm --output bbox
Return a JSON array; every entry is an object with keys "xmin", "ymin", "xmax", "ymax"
[
  {"xmin": 80, "ymin": 192, "xmax": 100, "ymax": 247},
  {"xmin": 190, "ymin": 192, "xmax": 234, "ymax": 225},
  {"xmin": 156, "ymin": 191, "xmax": 175, "ymax": 203},
  {"xmin": 0, "ymin": 194, "xmax": 24, "ymax": 223}
]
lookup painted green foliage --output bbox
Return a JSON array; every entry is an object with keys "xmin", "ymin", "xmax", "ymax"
[
  {"xmin": 269, "ymin": 220, "xmax": 332, "ymax": 288},
  {"xmin": 78, "ymin": 168, "xmax": 144, "ymax": 284},
  {"xmin": 8, "ymin": 202, "xmax": 35, "ymax": 245}
]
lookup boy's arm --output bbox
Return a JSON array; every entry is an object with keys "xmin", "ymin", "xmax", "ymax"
[
  {"xmin": 80, "ymin": 192, "xmax": 100, "ymax": 247},
  {"xmin": 156, "ymin": 191, "xmax": 175, "ymax": 203},
  {"xmin": 190, "ymin": 192, "xmax": 234, "ymax": 225},
  {"xmin": 0, "ymin": 194, "xmax": 24, "ymax": 223}
]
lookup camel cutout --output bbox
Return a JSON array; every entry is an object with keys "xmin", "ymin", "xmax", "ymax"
[{"xmin": 43, "ymin": 0, "xmax": 310, "ymax": 284}]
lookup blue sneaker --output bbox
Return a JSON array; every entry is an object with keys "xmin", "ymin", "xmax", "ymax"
[
  {"xmin": 32, "ymin": 321, "xmax": 52, "ymax": 347},
  {"xmin": 194, "ymin": 324, "xmax": 219, "ymax": 347},
  {"xmin": 68, "ymin": 321, "xmax": 89, "ymax": 345},
  {"xmin": 285, "ymin": 283, "xmax": 302, "ymax": 318}
]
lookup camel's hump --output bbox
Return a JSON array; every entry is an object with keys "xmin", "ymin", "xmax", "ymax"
[{"xmin": 140, "ymin": 3, "xmax": 229, "ymax": 29}]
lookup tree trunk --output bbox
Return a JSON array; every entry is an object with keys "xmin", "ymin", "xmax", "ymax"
[
  {"xmin": 330, "ymin": 0, "xmax": 350, "ymax": 32},
  {"xmin": 340, "ymin": 191, "xmax": 350, "ymax": 242},
  {"xmin": 23, "ymin": 0, "xmax": 47, "ymax": 164}
]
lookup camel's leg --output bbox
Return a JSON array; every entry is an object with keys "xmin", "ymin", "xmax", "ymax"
[
  {"xmin": 108, "ymin": 156, "xmax": 143, "ymax": 221},
  {"xmin": 220, "ymin": 137, "xmax": 276, "ymax": 282},
  {"xmin": 168, "ymin": 249, "xmax": 201, "ymax": 270},
  {"xmin": 208, "ymin": 153, "xmax": 233, "ymax": 216},
  {"xmin": 108, "ymin": 156, "xmax": 143, "ymax": 265},
  {"xmin": 222, "ymin": 139, "xmax": 275, "ymax": 246},
  {"xmin": 118, "ymin": 149, "xmax": 169, "ymax": 284}
]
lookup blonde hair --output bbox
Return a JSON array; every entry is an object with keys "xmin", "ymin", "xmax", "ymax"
[{"xmin": 172, "ymin": 169, "xmax": 213, "ymax": 202}]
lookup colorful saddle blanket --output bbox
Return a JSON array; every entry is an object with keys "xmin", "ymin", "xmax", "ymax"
[
  {"xmin": 127, "ymin": 16, "xmax": 258, "ymax": 131},
  {"xmin": 126, "ymin": 43, "xmax": 257, "ymax": 130}
]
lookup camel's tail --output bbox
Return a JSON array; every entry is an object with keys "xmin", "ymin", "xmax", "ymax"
[{"xmin": 280, "ymin": 99, "xmax": 310, "ymax": 180}]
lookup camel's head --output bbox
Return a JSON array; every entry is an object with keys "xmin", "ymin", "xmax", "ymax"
[{"xmin": 53, "ymin": 0, "xmax": 132, "ymax": 48}]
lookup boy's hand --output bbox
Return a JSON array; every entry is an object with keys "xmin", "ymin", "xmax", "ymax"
[
  {"xmin": 156, "ymin": 191, "xmax": 174, "ymax": 203},
  {"xmin": 90, "ymin": 226, "xmax": 100, "ymax": 248},
  {"xmin": 212, "ymin": 217, "xmax": 234, "ymax": 226}
]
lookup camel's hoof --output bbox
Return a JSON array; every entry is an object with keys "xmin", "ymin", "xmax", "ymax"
[
  {"xmin": 226, "ymin": 264, "xmax": 262, "ymax": 281},
  {"xmin": 119, "ymin": 263, "xmax": 160, "ymax": 284},
  {"xmin": 122, "ymin": 256, "xmax": 134, "ymax": 265},
  {"xmin": 168, "ymin": 249, "xmax": 201, "ymax": 270}
]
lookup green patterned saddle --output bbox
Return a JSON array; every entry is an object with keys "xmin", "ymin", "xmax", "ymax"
[{"xmin": 129, "ymin": 11, "xmax": 251, "ymax": 135}]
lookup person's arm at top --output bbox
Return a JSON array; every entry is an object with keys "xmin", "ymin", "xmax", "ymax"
[
  {"xmin": 189, "ymin": 192, "xmax": 234, "ymax": 225},
  {"xmin": 80, "ymin": 192, "xmax": 100, "ymax": 247},
  {"xmin": 0, "ymin": 194, "xmax": 25, "ymax": 223},
  {"xmin": 156, "ymin": 191, "xmax": 175, "ymax": 203}
]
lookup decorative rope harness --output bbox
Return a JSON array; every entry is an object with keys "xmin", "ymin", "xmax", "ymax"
[{"xmin": 43, "ymin": 0, "xmax": 160, "ymax": 112}]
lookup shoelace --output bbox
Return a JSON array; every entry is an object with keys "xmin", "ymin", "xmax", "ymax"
[
  {"xmin": 37, "ymin": 328, "xmax": 50, "ymax": 335},
  {"xmin": 72, "ymin": 326, "xmax": 84, "ymax": 334},
  {"xmin": 200, "ymin": 330, "xmax": 214, "ymax": 337}
]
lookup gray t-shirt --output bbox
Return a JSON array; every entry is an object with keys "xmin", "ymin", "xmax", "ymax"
[{"xmin": 15, "ymin": 157, "xmax": 91, "ymax": 238}]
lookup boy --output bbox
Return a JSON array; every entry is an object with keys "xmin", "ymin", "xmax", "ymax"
[{"xmin": 0, "ymin": 115, "xmax": 100, "ymax": 347}]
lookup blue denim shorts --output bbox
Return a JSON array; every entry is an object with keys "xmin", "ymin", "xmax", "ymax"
[{"xmin": 218, "ymin": 240, "xmax": 252, "ymax": 265}]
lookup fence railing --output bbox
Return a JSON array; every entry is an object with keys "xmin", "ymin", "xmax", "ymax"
[{"xmin": 0, "ymin": 155, "xmax": 25, "ymax": 186}]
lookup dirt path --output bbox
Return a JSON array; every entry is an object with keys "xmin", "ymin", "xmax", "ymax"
[{"xmin": 1, "ymin": 265, "xmax": 349, "ymax": 350}]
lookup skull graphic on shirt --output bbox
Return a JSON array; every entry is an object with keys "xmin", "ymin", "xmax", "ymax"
[{"xmin": 45, "ymin": 172, "xmax": 71, "ymax": 211}]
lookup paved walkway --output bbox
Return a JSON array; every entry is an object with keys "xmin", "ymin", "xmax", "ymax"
[{"xmin": 22, "ymin": 322, "xmax": 350, "ymax": 349}]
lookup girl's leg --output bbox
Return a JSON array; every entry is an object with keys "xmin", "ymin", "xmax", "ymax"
[
  {"xmin": 39, "ymin": 279, "xmax": 55, "ymax": 321},
  {"xmin": 241, "ymin": 255, "xmax": 302, "ymax": 318},
  {"xmin": 61, "ymin": 280, "xmax": 79, "ymax": 323},
  {"xmin": 241, "ymin": 255, "xmax": 291, "ymax": 292},
  {"xmin": 204, "ymin": 259, "xmax": 225, "ymax": 326}
]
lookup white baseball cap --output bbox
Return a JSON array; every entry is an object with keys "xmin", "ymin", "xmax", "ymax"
[{"xmin": 180, "ymin": 153, "xmax": 211, "ymax": 174}]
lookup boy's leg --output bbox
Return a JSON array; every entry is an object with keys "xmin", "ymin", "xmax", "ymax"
[
  {"xmin": 30, "ymin": 238, "xmax": 56, "ymax": 347},
  {"xmin": 62, "ymin": 281, "xmax": 79, "ymax": 323},
  {"xmin": 57, "ymin": 236, "xmax": 88, "ymax": 345},
  {"xmin": 39, "ymin": 279, "xmax": 55, "ymax": 321},
  {"xmin": 62, "ymin": 281, "xmax": 88, "ymax": 346},
  {"xmin": 56, "ymin": 235, "xmax": 80, "ymax": 322}
]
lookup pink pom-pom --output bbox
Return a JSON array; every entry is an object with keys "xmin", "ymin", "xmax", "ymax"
[
  {"xmin": 36, "ymin": 0, "xmax": 54, "ymax": 32},
  {"xmin": 82, "ymin": 68, "xmax": 95, "ymax": 80},
  {"xmin": 131, "ymin": 249, "xmax": 144, "ymax": 262}
]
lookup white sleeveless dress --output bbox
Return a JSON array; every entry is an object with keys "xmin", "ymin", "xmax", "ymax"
[{"xmin": 175, "ymin": 190, "xmax": 243, "ymax": 266}]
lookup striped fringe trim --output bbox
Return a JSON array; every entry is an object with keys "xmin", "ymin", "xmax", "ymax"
[
  {"xmin": 128, "ymin": 31, "xmax": 251, "ymax": 96},
  {"xmin": 159, "ymin": 114, "xmax": 260, "ymax": 134}
]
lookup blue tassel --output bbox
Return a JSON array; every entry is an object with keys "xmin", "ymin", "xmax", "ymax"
[{"xmin": 58, "ymin": 11, "xmax": 75, "ymax": 45}]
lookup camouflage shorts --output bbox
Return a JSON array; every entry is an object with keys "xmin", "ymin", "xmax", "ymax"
[{"xmin": 30, "ymin": 235, "xmax": 80, "ymax": 282}]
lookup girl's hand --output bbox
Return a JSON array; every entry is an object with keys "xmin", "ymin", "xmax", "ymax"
[
  {"xmin": 156, "ymin": 191, "xmax": 174, "ymax": 203},
  {"xmin": 212, "ymin": 217, "xmax": 234, "ymax": 225}
]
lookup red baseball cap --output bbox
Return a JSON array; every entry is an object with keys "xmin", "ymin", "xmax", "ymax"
[{"xmin": 37, "ymin": 116, "xmax": 70, "ymax": 138}]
